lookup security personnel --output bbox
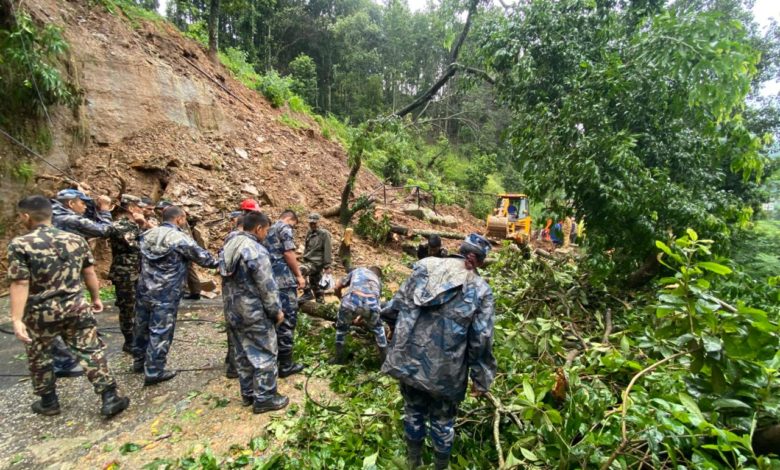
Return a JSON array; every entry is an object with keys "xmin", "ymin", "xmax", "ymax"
[
  {"xmin": 7, "ymin": 196, "xmax": 129, "ymax": 417},
  {"xmin": 133, "ymin": 206, "xmax": 218, "ymax": 386},
  {"xmin": 416, "ymin": 234, "xmax": 447, "ymax": 260},
  {"xmin": 300, "ymin": 213, "xmax": 332, "ymax": 303},
  {"xmin": 219, "ymin": 212, "xmax": 289, "ymax": 413},
  {"xmin": 262, "ymin": 210, "xmax": 306, "ymax": 378},
  {"xmin": 331, "ymin": 266, "xmax": 387, "ymax": 365},
  {"xmin": 109, "ymin": 194, "xmax": 150, "ymax": 353},
  {"xmin": 382, "ymin": 234, "xmax": 496, "ymax": 469},
  {"xmin": 50, "ymin": 188, "xmax": 115, "ymax": 377}
]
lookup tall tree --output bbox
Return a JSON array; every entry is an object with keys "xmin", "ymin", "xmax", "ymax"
[{"xmin": 207, "ymin": 0, "xmax": 220, "ymax": 63}]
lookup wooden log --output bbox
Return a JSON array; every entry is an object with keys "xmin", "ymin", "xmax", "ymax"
[
  {"xmin": 390, "ymin": 224, "xmax": 465, "ymax": 240},
  {"xmin": 300, "ymin": 300, "xmax": 338, "ymax": 322}
]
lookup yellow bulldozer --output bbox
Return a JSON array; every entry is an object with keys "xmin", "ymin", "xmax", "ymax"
[{"xmin": 485, "ymin": 193, "xmax": 532, "ymax": 244}]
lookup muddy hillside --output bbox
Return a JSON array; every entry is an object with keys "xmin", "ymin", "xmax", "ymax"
[{"xmin": 0, "ymin": 0, "xmax": 484, "ymax": 283}]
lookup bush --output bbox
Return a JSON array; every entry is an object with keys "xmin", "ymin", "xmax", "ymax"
[
  {"xmin": 354, "ymin": 211, "xmax": 391, "ymax": 245},
  {"xmin": 288, "ymin": 53, "xmax": 318, "ymax": 107},
  {"xmin": 256, "ymin": 70, "xmax": 296, "ymax": 108},
  {"xmin": 183, "ymin": 20, "xmax": 208, "ymax": 47},
  {"xmin": 218, "ymin": 47, "xmax": 261, "ymax": 89}
]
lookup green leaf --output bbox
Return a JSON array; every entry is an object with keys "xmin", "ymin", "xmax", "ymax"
[
  {"xmin": 522, "ymin": 379, "xmax": 535, "ymax": 403},
  {"xmin": 119, "ymin": 442, "xmax": 141, "ymax": 455},
  {"xmin": 519, "ymin": 447, "xmax": 539, "ymax": 461},
  {"xmin": 686, "ymin": 228, "xmax": 698, "ymax": 241},
  {"xmin": 655, "ymin": 240, "xmax": 673, "ymax": 256},
  {"xmin": 697, "ymin": 262, "xmax": 732, "ymax": 275},
  {"xmin": 679, "ymin": 393, "xmax": 707, "ymax": 428},
  {"xmin": 361, "ymin": 451, "xmax": 378, "ymax": 469},
  {"xmin": 712, "ymin": 398, "xmax": 751, "ymax": 411}
]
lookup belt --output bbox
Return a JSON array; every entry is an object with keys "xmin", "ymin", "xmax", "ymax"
[{"xmin": 350, "ymin": 291, "xmax": 377, "ymax": 299}]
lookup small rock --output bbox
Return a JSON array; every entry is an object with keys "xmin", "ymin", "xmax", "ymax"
[
  {"xmin": 241, "ymin": 184, "xmax": 260, "ymax": 196},
  {"xmin": 234, "ymin": 148, "xmax": 248, "ymax": 159}
]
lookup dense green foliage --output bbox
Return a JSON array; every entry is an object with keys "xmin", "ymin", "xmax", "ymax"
[{"xmin": 478, "ymin": 0, "xmax": 778, "ymax": 278}]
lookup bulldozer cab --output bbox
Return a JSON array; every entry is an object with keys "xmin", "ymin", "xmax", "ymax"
[{"xmin": 486, "ymin": 193, "xmax": 532, "ymax": 243}]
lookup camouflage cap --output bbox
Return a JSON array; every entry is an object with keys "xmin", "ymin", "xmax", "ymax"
[
  {"xmin": 461, "ymin": 233, "xmax": 491, "ymax": 260},
  {"xmin": 120, "ymin": 194, "xmax": 146, "ymax": 207},
  {"xmin": 155, "ymin": 200, "xmax": 173, "ymax": 210},
  {"xmin": 56, "ymin": 189, "xmax": 91, "ymax": 201},
  {"xmin": 308, "ymin": 212, "xmax": 321, "ymax": 223}
]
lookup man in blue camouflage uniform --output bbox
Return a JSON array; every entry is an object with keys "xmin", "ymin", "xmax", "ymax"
[
  {"xmin": 219, "ymin": 212, "xmax": 290, "ymax": 413},
  {"xmin": 109, "ymin": 194, "xmax": 151, "ymax": 353},
  {"xmin": 133, "ymin": 205, "xmax": 218, "ymax": 386},
  {"xmin": 8, "ymin": 196, "xmax": 130, "ymax": 418},
  {"xmin": 262, "ymin": 210, "xmax": 306, "ymax": 378},
  {"xmin": 331, "ymin": 266, "xmax": 387, "ymax": 365},
  {"xmin": 382, "ymin": 233, "xmax": 497, "ymax": 470},
  {"xmin": 50, "ymin": 188, "xmax": 115, "ymax": 377}
]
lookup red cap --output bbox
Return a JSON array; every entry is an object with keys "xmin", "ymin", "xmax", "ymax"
[{"xmin": 240, "ymin": 199, "xmax": 261, "ymax": 212}]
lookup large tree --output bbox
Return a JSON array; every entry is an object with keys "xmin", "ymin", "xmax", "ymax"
[{"xmin": 479, "ymin": 0, "xmax": 772, "ymax": 281}]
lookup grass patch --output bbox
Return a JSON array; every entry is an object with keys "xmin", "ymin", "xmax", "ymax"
[{"xmin": 278, "ymin": 113, "xmax": 308, "ymax": 130}]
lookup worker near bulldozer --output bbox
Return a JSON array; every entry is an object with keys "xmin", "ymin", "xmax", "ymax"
[
  {"xmin": 416, "ymin": 234, "xmax": 448, "ymax": 260},
  {"xmin": 8, "ymin": 196, "xmax": 130, "ymax": 418},
  {"xmin": 219, "ymin": 211, "xmax": 289, "ymax": 414},
  {"xmin": 330, "ymin": 265, "xmax": 387, "ymax": 365},
  {"xmin": 299, "ymin": 212, "xmax": 332, "ymax": 304},
  {"xmin": 263, "ymin": 210, "xmax": 306, "ymax": 378},
  {"xmin": 108, "ymin": 194, "xmax": 152, "ymax": 354},
  {"xmin": 49, "ymin": 188, "xmax": 115, "ymax": 378},
  {"xmin": 133, "ymin": 205, "xmax": 218, "ymax": 386},
  {"xmin": 382, "ymin": 233, "xmax": 497, "ymax": 470}
]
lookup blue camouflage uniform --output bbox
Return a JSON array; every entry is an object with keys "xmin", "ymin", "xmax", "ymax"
[
  {"xmin": 336, "ymin": 268, "xmax": 387, "ymax": 349},
  {"xmin": 262, "ymin": 221, "xmax": 299, "ymax": 358},
  {"xmin": 381, "ymin": 256, "xmax": 496, "ymax": 456},
  {"xmin": 133, "ymin": 222, "xmax": 218, "ymax": 378},
  {"xmin": 219, "ymin": 232, "xmax": 281, "ymax": 402},
  {"xmin": 50, "ymin": 198, "xmax": 114, "ymax": 373}
]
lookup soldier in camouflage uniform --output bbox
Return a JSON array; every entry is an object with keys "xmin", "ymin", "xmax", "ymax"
[
  {"xmin": 331, "ymin": 266, "xmax": 387, "ymax": 365},
  {"xmin": 262, "ymin": 210, "xmax": 306, "ymax": 378},
  {"xmin": 382, "ymin": 233, "xmax": 496, "ymax": 470},
  {"xmin": 109, "ymin": 195, "xmax": 151, "ymax": 353},
  {"xmin": 299, "ymin": 213, "xmax": 332, "ymax": 304},
  {"xmin": 7, "ymin": 196, "xmax": 130, "ymax": 418},
  {"xmin": 133, "ymin": 206, "xmax": 218, "ymax": 386},
  {"xmin": 49, "ymin": 188, "xmax": 115, "ymax": 377},
  {"xmin": 219, "ymin": 212, "xmax": 290, "ymax": 413}
]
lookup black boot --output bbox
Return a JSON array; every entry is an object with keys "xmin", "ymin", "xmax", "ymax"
[
  {"xmin": 100, "ymin": 388, "xmax": 130, "ymax": 418},
  {"xmin": 433, "ymin": 452, "xmax": 450, "ymax": 470},
  {"xmin": 329, "ymin": 343, "xmax": 347, "ymax": 365},
  {"xmin": 31, "ymin": 391, "xmax": 61, "ymax": 416},
  {"xmin": 241, "ymin": 395, "xmax": 254, "ymax": 406},
  {"xmin": 132, "ymin": 360, "xmax": 144, "ymax": 374},
  {"xmin": 299, "ymin": 290, "xmax": 314, "ymax": 303},
  {"xmin": 122, "ymin": 332, "xmax": 133, "ymax": 354},
  {"xmin": 406, "ymin": 439, "xmax": 423, "ymax": 469},
  {"xmin": 144, "ymin": 370, "xmax": 177, "ymax": 386},
  {"xmin": 253, "ymin": 394, "xmax": 289, "ymax": 414},
  {"xmin": 225, "ymin": 362, "xmax": 238, "ymax": 379},
  {"xmin": 54, "ymin": 364, "xmax": 84, "ymax": 378},
  {"xmin": 278, "ymin": 351, "xmax": 305, "ymax": 378},
  {"xmin": 184, "ymin": 293, "xmax": 201, "ymax": 300}
]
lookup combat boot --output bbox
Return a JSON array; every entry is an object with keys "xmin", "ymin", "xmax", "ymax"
[
  {"xmin": 329, "ymin": 343, "xmax": 347, "ymax": 365},
  {"xmin": 122, "ymin": 332, "xmax": 133, "ymax": 354},
  {"xmin": 144, "ymin": 370, "xmax": 177, "ymax": 386},
  {"xmin": 100, "ymin": 388, "xmax": 130, "ymax": 418},
  {"xmin": 54, "ymin": 364, "xmax": 84, "ymax": 378},
  {"xmin": 252, "ymin": 394, "xmax": 289, "ymax": 414},
  {"xmin": 225, "ymin": 362, "xmax": 238, "ymax": 379},
  {"xmin": 406, "ymin": 439, "xmax": 423, "ymax": 469},
  {"xmin": 132, "ymin": 358, "xmax": 144, "ymax": 373},
  {"xmin": 278, "ymin": 352, "xmax": 305, "ymax": 378},
  {"xmin": 31, "ymin": 391, "xmax": 61, "ymax": 416},
  {"xmin": 433, "ymin": 452, "xmax": 450, "ymax": 470}
]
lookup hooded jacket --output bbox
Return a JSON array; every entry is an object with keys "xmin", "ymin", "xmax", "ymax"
[
  {"xmin": 136, "ymin": 222, "xmax": 218, "ymax": 302},
  {"xmin": 381, "ymin": 256, "xmax": 496, "ymax": 402},
  {"xmin": 219, "ymin": 232, "xmax": 280, "ymax": 326},
  {"xmin": 51, "ymin": 199, "xmax": 114, "ymax": 239}
]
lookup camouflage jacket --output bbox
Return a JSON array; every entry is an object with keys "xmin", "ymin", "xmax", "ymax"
[
  {"xmin": 51, "ymin": 199, "xmax": 114, "ymax": 239},
  {"xmin": 109, "ymin": 217, "xmax": 141, "ymax": 281},
  {"xmin": 381, "ymin": 256, "xmax": 497, "ymax": 402},
  {"xmin": 303, "ymin": 228, "xmax": 332, "ymax": 268},
  {"xmin": 339, "ymin": 267, "xmax": 381, "ymax": 298},
  {"xmin": 7, "ymin": 225, "xmax": 94, "ymax": 324},
  {"xmin": 137, "ymin": 222, "xmax": 218, "ymax": 302},
  {"xmin": 262, "ymin": 221, "xmax": 297, "ymax": 289},
  {"xmin": 219, "ymin": 232, "xmax": 280, "ymax": 326}
]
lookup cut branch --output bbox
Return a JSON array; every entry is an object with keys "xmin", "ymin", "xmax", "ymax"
[{"xmin": 390, "ymin": 224, "xmax": 465, "ymax": 240}]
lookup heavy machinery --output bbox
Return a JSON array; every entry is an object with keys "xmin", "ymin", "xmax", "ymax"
[{"xmin": 485, "ymin": 193, "xmax": 532, "ymax": 244}]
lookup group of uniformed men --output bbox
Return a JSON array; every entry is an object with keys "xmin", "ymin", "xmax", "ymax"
[{"xmin": 7, "ymin": 186, "xmax": 496, "ymax": 469}]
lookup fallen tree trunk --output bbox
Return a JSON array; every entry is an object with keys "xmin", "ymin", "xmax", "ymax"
[
  {"xmin": 300, "ymin": 300, "xmax": 337, "ymax": 322},
  {"xmin": 390, "ymin": 224, "xmax": 465, "ymax": 240}
]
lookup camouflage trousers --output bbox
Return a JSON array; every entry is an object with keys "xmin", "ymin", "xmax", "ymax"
[
  {"xmin": 228, "ymin": 319, "xmax": 278, "ymax": 401},
  {"xmin": 26, "ymin": 313, "xmax": 116, "ymax": 396},
  {"xmin": 336, "ymin": 293, "xmax": 387, "ymax": 348},
  {"xmin": 400, "ymin": 382, "xmax": 458, "ymax": 455},
  {"xmin": 112, "ymin": 274, "xmax": 138, "ymax": 337},
  {"xmin": 276, "ymin": 288, "xmax": 299, "ymax": 357},
  {"xmin": 300, "ymin": 262, "xmax": 325, "ymax": 299},
  {"xmin": 133, "ymin": 297, "xmax": 180, "ymax": 378}
]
